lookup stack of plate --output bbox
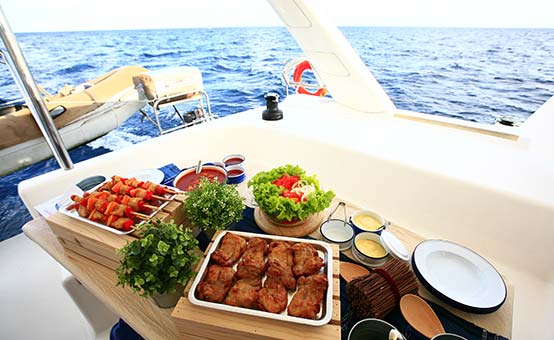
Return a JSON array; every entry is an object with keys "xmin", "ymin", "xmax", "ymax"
[{"xmin": 411, "ymin": 240, "xmax": 507, "ymax": 314}]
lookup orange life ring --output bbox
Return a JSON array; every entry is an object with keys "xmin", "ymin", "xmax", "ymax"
[{"xmin": 292, "ymin": 60, "xmax": 328, "ymax": 97}]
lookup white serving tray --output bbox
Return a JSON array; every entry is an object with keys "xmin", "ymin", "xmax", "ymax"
[
  {"xmin": 188, "ymin": 230, "xmax": 334, "ymax": 327},
  {"xmin": 58, "ymin": 180, "xmax": 174, "ymax": 235}
]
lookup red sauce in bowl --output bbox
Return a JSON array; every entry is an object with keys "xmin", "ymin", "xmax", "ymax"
[
  {"xmin": 175, "ymin": 168, "xmax": 226, "ymax": 191},
  {"xmin": 227, "ymin": 168, "xmax": 244, "ymax": 177},
  {"xmin": 224, "ymin": 157, "xmax": 244, "ymax": 166}
]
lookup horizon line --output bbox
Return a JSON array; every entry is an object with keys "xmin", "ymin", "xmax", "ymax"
[{"xmin": 14, "ymin": 24, "xmax": 554, "ymax": 34}]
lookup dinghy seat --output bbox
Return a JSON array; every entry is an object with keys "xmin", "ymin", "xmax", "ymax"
[{"xmin": 0, "ymin": 65, "xmax": 148, "ymax": 149}]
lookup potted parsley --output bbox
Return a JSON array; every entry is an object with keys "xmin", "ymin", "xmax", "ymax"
[
  {"xmin": 183, "ymin": 177, "xmax": 245, "ymax": 231},
  {"xmin": 116, "ymin": 220, "xmax": 200, "ymax": 308}
]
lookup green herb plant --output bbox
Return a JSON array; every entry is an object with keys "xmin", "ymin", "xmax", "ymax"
[
  {"xmin": 248, "ymin": 164, "xmax": 335, "ymax": 221},
  {"xmin": 183, "ymin": 177, "xmax": 245, "ymax": 231},
  {"xmin": 116, "ymin": 220, "xmax": 199, "ymax": 297}
]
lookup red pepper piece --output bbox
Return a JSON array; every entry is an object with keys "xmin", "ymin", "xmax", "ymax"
[
  {"xmin": 124, "ymin": 207, "xmax": 134, "ymax": 219},
  {"xmin": 272, "ymin": 174, "xmax": 300, "ymax": 191},
  {"xmin": 122, "ymin": 220, "xmax": 133, "ymax": 231},
  {"xmin": 282, "ymin": 190, "xmax": 301, "ymax": 203},
  {"xmin": 144, "ymin": 191, "xmax": 153, "ymax": 201}
]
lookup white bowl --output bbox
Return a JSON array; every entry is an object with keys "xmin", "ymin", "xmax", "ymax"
[
  {"xmin": 350, "ymin": 209, "xmax": 388, "ymax": 234},
  {"xmin": 320, "ymin": 219, "xmax": 354, "ymax": 251},
  {"xmin": 352, "ymin": 232, "xmax": 390, "ymax": 267},
  {"xmin": 222, "ymin": 154, "xmax": 245, "ymax": 167}
]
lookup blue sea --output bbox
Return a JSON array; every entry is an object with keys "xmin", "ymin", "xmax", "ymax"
[{"xmin": 1, "ymin": 27, "xmax": 553, "ymax": 241}]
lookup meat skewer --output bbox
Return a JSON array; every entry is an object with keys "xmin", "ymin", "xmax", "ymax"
[
  {"xmin": 104, "ymin": 176, "xmax": 180, "ymax": 195},
  {"xmin": 68, "ymin": 196, "xmax": 151, "ymax": 220},
  {"xmin": 84, "ymin": 209, "xmax": 138, "ymax": 231},
  {"xmin": 69, "ymin": 195, "xmax": 156, "ymax": 215},
  {"xmin": 70, "ymin": 192, "xmax": 155, "ymax": 207}
]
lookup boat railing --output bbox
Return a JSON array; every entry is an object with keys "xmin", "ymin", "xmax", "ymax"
[
  {"xmin": 138, "ymin": 90, "xmax": 216, "ymax": 135},
  {"xmin": 0, "ymin": 5, "xmax": 73, "ymax": 170}
]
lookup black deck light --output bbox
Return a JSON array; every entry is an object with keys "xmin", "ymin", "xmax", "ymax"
[{"xmin": 262, "ymin": 92, "xmax": 283, "ymax": 121}]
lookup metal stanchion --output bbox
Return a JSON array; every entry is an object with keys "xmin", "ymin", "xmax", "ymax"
[{"xmin": 0, "ymin": 5, "xmax": 73, "ymax": 170}]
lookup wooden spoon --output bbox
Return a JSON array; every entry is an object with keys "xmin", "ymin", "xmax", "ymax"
[
  {"xmin": 340, "ymin": 261, "xmax": 370, "ymax": 282},
  {"xmin": 400, "ymin": 294, "xmax": 445, "ymax": 339}
]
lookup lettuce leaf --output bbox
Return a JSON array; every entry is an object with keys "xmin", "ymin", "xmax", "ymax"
[{"xmin": 248, "ymin": 164, "xmax": 335, "ymax": 221}]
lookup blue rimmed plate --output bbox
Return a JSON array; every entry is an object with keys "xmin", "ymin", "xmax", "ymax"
[
  {"xmin": 412, "ymin": 239, "xmax": 507, "ymax": 314},
  {"xmin": 125, "ymin": 169, "xmax": 164, "ymax": 184}
]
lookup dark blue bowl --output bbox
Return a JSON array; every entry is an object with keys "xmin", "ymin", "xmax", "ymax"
[{"xmin": 226, "ymin": 165, "xmax": 245, "ymax": 184}]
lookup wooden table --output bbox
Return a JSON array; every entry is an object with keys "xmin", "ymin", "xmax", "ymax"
[
  {"xmin": 312, "ymin": 199, "xmax": 514, "ymax": 338},
  {"xmin": 23, "ymin": 218, "xmax": 179, "ymax": 340},
  {"xmin": 24, "ymin": 200, "xmax": 514, "ymax": 339}
]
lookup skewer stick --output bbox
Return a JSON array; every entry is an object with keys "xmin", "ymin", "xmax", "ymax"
[
  {"xmin": 162, "ymin": 187, "xmax": 184, "ymax": 195},
  {"xmin": 152, "ymin": 194, "xmax": 170, "ymax": 201},
  {"xmin": 143, "ymin": 204, "xmax": 159, "ymax": 210},
  {"xmin": 133, "ymin": 212, "xmax": 151, "ymax": 220}
]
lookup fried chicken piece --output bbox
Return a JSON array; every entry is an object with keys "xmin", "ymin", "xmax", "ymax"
[
  {"xmin": 211, "ymin": 232, "xmax": 247, "ymax": 267},
  {"xmin": 236, "ymin": 237, "xmax": 268, "ymax": 279},
  {"xmin": 266, "ymin": 241, "xmax": 296, "ymax": 290},
  {"xmin": 291, "ymin": 243, "xmax": 324, "ymax": 277},
  {"xmin": 268, "ymin": 241, "xmax": 294, "ymax": 266},
  {"xmin": 287, "ymin": 274, "xmax": 328, "ymax": 319},
  {"xmin": 224, "ymin": 277, "xmax": 262, "ymax": 309},
  {"xmin": 257, "ymin": 277, "xmax": 288, "ymax": 313},
  {"xmin": 196, "ymin": 264, "xmax": 235, "ymax": 303}
]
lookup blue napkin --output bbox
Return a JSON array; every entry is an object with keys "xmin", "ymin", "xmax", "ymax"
[
  {"xmin": 158, "ymin": 163, "xmax": 182, "ymax": 187},
  {"xmin": 110, "ymin": 319, "xmax": 143, "ymax": 340}
]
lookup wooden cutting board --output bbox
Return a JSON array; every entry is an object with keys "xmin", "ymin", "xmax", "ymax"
[{"xmin": 253, "ymin": 207, "xmax": 324, "ymax": 237}]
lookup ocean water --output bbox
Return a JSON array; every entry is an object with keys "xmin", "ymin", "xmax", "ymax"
[{"xmin": 0, "ymin": 27, "xmax": 553, "ymax": 240}]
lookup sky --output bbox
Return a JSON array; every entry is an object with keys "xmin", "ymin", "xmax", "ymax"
[{"xmin": 1, "ymin": 0, "xmax": 554, "ymax": 32}]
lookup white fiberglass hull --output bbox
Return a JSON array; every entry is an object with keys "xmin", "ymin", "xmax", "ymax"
[{"xmin": 0, "ymin": 98, "xmax": 145, "ymax": 175}]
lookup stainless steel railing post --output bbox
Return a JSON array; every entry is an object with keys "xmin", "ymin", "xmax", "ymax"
[{"xmin": 0, "ymin": 5, "xmax": 73, "ymax": 170}]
